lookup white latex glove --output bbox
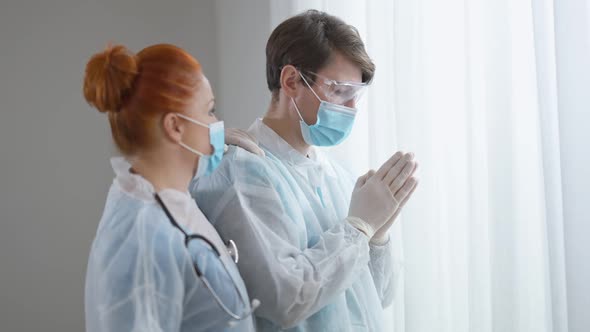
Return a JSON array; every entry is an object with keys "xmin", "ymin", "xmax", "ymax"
[
  {"xmin": 347, "ymin": 152, "xmax": 410, "ymax": 238},
  {"xmin": 224, "ymin": 128, "xmax": 265, "ymax": 157},
  {"xmin": 371, "ymin": 152, "xmax": 419, "ymax": 245}
]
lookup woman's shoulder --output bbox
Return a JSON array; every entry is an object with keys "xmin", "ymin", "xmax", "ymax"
[
  {"xmin": 91, "ymin": 188, "xmax": 189, "ymax": 270},
  {"xmin": 192, "ymin": 146, "xmax": 275, "ymax": 191}
]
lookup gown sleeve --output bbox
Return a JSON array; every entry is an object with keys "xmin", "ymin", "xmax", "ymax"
[
  {"xmin": 368, "ymin": 238, "xmax": 403, "ymax": 307},
  {"xmin": 85, "ymin": 206, "xmax": 192, "ymax": 332},
  {"xmin": 192, "ymin": 149, "xmax": 373, "ymax": 329}
]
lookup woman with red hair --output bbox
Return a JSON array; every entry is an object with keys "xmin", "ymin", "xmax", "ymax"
[{"xmin": 83, "ymin": 44, "xmax": 258, "ymax": 331}]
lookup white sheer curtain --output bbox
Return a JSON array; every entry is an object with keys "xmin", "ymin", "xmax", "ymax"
[{"xmin": 270, "ymin": 0, "xmax": 572, "ymax": 331}]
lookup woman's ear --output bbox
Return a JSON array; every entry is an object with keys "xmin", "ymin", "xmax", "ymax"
[
  {"xmin": 162, "ymin": 113, "xmax": 184, "ymax": 143},
  {"xmin": 280, "ymin": 65, "xmax": 301, "ymax": 99}
]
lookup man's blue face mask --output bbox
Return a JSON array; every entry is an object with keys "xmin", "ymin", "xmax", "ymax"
[{"xmin": 291, "ymin": 71, "xmax": 360, "ymax": 147}]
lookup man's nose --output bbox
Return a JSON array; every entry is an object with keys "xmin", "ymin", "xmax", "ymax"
[{"xmin": 344, "ymin": 99, "xmax": 356, "ymax": 109}]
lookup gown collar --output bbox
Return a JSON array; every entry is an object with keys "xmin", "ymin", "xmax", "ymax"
[
  {"xmin": 110, "ymin": 157, "xmax": 199, "ymax": 229},
  {"xmin": 247, "ymin": 118, "xmax": 331, "ymax": 169},
  {"xmin": 247, "ymin": 119, "xmax": 337, "ymax": 178}
]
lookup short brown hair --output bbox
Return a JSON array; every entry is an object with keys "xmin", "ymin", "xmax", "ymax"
[{"xmin": 266, "ymin": 10, "xmax": 375, "ymax": 100}]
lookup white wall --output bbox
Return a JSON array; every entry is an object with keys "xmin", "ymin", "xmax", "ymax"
[
  {"xmin": 0, "ymin": 1, "xmax": 219, "ymax": 330},
  {"xmin": 0, "ymin": 1, "xmax": 272, "ymax": 330},
  {"xmin": 213, "ymin": 0, "xmax": 271, "ymax": 128}
]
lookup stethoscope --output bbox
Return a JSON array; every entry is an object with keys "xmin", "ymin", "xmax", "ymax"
[{"xmin": 155, "ymin": 193, "xmax": 260, "ymax": 323}]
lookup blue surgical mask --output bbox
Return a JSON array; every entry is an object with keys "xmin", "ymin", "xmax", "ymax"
[
  {"xmin": 292, "ymin": 72, "xmax": 357, "ymax": 147},
  {"xmin": 176, "ymin": 113, "xmax": 225, "ymax": 179}
]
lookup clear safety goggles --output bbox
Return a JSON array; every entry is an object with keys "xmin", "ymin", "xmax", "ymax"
[{"xmin": 301, "ymin": 71, "xmax": 368, "ymax": 105}]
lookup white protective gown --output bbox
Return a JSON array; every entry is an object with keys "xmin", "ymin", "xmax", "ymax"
[
  {"xmin": 191, "ymin": 119, "xmax": 402, "ymax": 331},
  {"xmin": 85, "ymin": 157, "xmax": 255, "ymax": 332}
]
